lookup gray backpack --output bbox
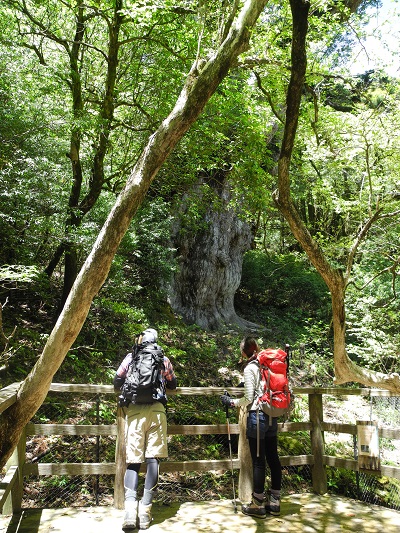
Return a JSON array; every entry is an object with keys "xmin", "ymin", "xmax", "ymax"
[{"xmin": 119, "ymin": 342, "xmax": 166, "ymax": 406}]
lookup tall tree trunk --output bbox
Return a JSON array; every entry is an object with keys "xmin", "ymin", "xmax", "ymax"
[
  {"xmin": 0, "ymin": 0, "xmax": 271, "ymax": 470},
  {"xmin": 170, "ymin": 181, "xmax": 257, "ymax": 330},
  {"xmin": 44, "ymin": 1, "xmax": 123, "ymax": 309},
  {"xmin": 274, "ymin": 0, "xmax": 400, "ymax": 392}
]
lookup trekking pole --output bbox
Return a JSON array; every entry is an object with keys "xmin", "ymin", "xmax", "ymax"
[
  {"xmin": 285, "ymin": 344, "xmax": 292, "ymax": 424},
  {"xmin": 285, "ymin": 343, "xmax": 290, "ymax": 374},
  {"xmin": 224, "ymin": 390, "xmax": 237, "ymax": 513}
]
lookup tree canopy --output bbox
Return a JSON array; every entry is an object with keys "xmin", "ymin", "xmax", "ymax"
[{"xmin": 1, "ymin": 0, "xmax": 400, "ymax": 469}]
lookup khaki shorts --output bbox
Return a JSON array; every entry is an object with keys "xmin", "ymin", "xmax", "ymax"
[{"xmin": 124, "ymin": 402, "xmax": 168, "ymax": 463}]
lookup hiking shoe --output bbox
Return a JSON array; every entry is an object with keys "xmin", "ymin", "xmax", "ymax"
[
  {"xmin": 122, "ymin": 500, "xmax": 138, "ymax": 530},
  {"xmin": 138, "ymin": 501, "xmax": 153, "ymax": 530},
  {"xmin": 242, "ymin": 494, "xmax": 266, "ymax": 519},
  {"xmin": 265, "ymin": 493, "xmax": 281, "ymax": 516}
]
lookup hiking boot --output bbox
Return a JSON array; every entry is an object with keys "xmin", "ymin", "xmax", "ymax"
[
  {"xmin": 122, "ymin": 499, "xmax": 138, "ymax": 530},
  {"xmin": 138, "ymin": 501, "xmax": 153, "ymax": 530},
  {"xmin": 265, "ymin": 492, "xmax": 281, "ymax": 516},
  {"xmin": 242, "ymin": 494, "xmax": 266, "ymax": 519}
]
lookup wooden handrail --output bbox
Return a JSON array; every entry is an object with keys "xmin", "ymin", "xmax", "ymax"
[
  {"xmin": 1, "ymin": 383, "xmax": 400, "ymax": 515},
  {"xmin": 0, "ymin": 383, "xmax": 20, "ymax": 415},
  {"xmin": 0, "ymin": 466, "xmax": 18, "ymax": 511},
  {"xmin": 3, "ymin": 381, "xmax": 400, "ymax": 402}
]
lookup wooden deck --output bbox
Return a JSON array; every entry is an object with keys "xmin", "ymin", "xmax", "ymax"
[{"xmin": 1, "ymin": 493, "xmax": 400, "ymax": 532}]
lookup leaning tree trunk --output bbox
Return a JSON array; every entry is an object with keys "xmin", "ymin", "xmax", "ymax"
[
  {"xmin": 330, "ymin": 274, "xmax": 400, "ymax": 389},
  {"xmin": 170, "ymin": 181, "xmax": 257, "ymax": 330},
  {"xmin": 274, "ymin": 0, "xmax": 400, "ymax": 392},
  {"xmin": 0, "ymin": 0, "xmax": 270, "ymax": 470}
]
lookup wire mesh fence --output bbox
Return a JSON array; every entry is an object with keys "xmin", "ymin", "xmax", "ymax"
[
  {"xmin": 357, "ymin": 395, "xmax": 400, "ymax": 510},
  {"xmin": 24, "ymin": 392, "xmax": 116, "ymax": 508},
  {"xmin": 20, "ymin": 391, "xmax": 400, "ymax": 511},
  {"xmin": 322, "ymin": 393, "xmax": 400, "ymax": 510}
]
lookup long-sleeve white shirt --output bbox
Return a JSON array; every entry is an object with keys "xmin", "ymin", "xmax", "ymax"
[{"xmin": 231, "ymin": 361, "xmax": 262, "ymax": 411}]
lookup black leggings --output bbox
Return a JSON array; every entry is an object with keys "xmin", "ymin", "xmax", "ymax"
[{"xmin": 248, "ymin": 435, "xmax": 282, "ymax": 493}]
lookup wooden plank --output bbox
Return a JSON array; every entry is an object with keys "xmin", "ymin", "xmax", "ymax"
[
  {"xmin": 43, "ymin": 383, "xmax": 400, "ymax": 398},
  {"xmin": 2, "ymin": 382, "xmax": 395, "ymax": 398},
  {"xmin": 322, "ymin": 422, "xmax": 357, "ymax": 435},
  {"xmin": 322, "ymin": 423, "xmax": 400, "ymax": 440},
  {"xmin": 381, "ymin": 464, "xmax": 400, "ymax": 479},
  {"xmin": 0, "ymin": 466, "xmax": 18, "ymax": 490},
  {"xmin": 25, "ymin": 421, "xmax": 313, "ymax": 438},
  {"xmin": 362, "ymin": 389, "xmax": 400, "ymax": 397},
  {"xmin": 279, "ymin": 421, "xmax": 312, "ymax": 432},
  {"xmin": 24, "ymin": 461, "xmax": 242, "ymax": 476},
  {"xmin": 0, "ymin": 466, "xmax": 18, "ymax": 511},
  {"xmin": 323, "ymin": 455, "xmax": 400, "ymax": 480},
  {"xmin": 25, "ymin": 417, "xmax": 316, "ymax": 438},
  {"xmin": 114, "ymin": 406, "xmax": 126, "ymax": 510},
  {"xmin": 26, "ymin": 423, "xmax": 239, "ymax": 437},
  {"xmin": 280, "ymin": 455, "xmax": 314, "ymax": 467},
  {"xmin": 294, "ymin": 387, "xmax": 360, "ymax": 395},
  {"xmin": 26, "ymin": 423, "xmax": 117, "ymax": 436},
  {"xmin": 48, "ymin": 383, "xmax": 115, "ymax": 394},
  {"xmin": 379, "ymin": 428, "xmax": 400, "ymax": 439},
  {"xmin": 309, "ymin": 393, "xmax": 327, "ymax": 494},
  {"xmin": 323, "ymin": 455, "xmax": 358, "ymax": 470},
  {"xmin": 47, "ymin": 384, "xmax": 244, "ymax": 396},
  {"xmin": 294, "ymin": 387, "xmax": 399, "ymax": 397},
  {"xmin": 159, "ymin": 459, "xmax": 240, "ymax": 473},
  {"xmin": 0, "ymin": 383, "xmax": 20, "ymax": 414},
  {"xmin": 167, "ymin": 424, "xmax": 239, "ymax": 435},
  {"xmin": 26, "ymin": 421, "xmax": 307, "ymax": 435},
  {"xmin": 2, "ymin": 427, "xmax": 26, "ymax": 514},
  {"xmin": 323, "ymin": 455, "xmax": 400, "ymax": 479},
  {"xmin": 26, "ymin": 421, "xmax": 312, "ymax": 438},
  {"xmin": 24, "ymin": 463, "xmax": 116, "ymax": 476},
  {"xmin": 22, "ymin": 454, "xmax": 315, "ymax": 478},
  {"xmin": 168, "ymin": 387, "xmax": 241, "ymax": 396},
  {"xmin": 238, "ymin": 405, "xmax": 252, "ymax": 502},
  {"xmin": 26, "ymin": 422, "xmax": 400, "ymax": 440}
]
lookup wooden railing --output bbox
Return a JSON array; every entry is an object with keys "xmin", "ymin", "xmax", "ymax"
[{"xmin": 1, "ymin": 383, "xmax": 400, "ymax": 515}]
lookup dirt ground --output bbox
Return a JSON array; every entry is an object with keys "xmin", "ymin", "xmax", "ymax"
[{"xmin": 1, "ymin": 493, "xmax": 400, "ymax": 533}]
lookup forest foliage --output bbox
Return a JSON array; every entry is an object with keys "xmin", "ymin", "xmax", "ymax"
[{"xmin": 1, "ymin": 0, "xmax": 400, "ymax": 390}]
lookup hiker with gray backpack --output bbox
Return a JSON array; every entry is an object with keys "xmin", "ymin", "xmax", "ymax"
[
  {"xmin": 114, "ymin": 328, "xmax": 177, "ymax": 531},
  {"xmin": 221, "ymin": 335, "xmax": 291, "ymax": 519}
]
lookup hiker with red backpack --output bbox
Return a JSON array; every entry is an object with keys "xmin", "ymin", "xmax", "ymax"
[
  {"xmin": 221, "ymin": 335, "xmax": 290, "ymax": 519},
  {"xmin": 114, "ymin": 328, "xmax": 177, "ymax": 531}
]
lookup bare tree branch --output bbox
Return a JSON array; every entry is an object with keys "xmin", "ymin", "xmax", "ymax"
[
  {"xmin": 345, "ymin": 208, "xmax": 383, "ymax": 283},
  {"xmin": 253, "ymin": 70, "xmax": 285, "ymax": 124}
]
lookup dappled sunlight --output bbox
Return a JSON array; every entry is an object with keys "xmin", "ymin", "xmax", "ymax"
[
  {"xmin": 150, "ymin": 495, "xmax": 400, "ymax": 533},
  {"xmin": 150, "ymin": 500, "xmax": 258, "ymax": 532},
  {"xmin": 2, "ymin": 495, "xmax": 400, "ymax": 532}
]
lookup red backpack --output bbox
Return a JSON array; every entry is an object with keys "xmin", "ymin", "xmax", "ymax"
[{"xmin": 255, "ymin": 346, "xmax": 291, "ymax": 424}]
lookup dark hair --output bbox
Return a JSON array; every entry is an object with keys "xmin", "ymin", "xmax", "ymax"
[{"xmin": 240, "ymin": 335, "xmax": 259, "ymax": 358}]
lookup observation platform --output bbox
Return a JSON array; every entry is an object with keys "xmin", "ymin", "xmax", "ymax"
[{"xmin": 1, "ymin": 493, "xmax": 400, "ymax": 533}]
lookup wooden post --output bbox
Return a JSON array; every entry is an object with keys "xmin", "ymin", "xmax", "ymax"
[
  {"xmin": 3, "ymin": 426, "xmax": 26, "ymax": 514},
  {"xmin": 237, "ymin": 406, "xmax": 252, "ymax": 503},
  {"xmin": 309, "ymin": 392, "xmax": 327, "ymax": 494},
  {"xmin": 114, "ymin": 405, "xmax": 126, "ymax": 509}
]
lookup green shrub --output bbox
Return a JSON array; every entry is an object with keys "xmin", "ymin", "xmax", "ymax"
[
  {"xmin": 236, "ymin": 250, "xmax": 331, "ymax": 350},
  {"xmin": 240, "ymin": 250, "xmax": 329, "ymax": 311}
]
